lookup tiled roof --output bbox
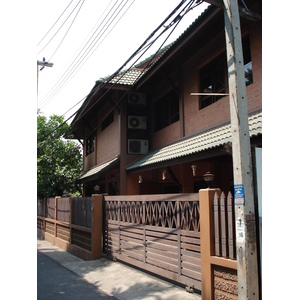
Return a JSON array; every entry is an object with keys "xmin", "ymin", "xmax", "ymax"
[
  {"xmin": 77, "ymin": 156, "xmax": 119, "ymax": 182},
  {"xmin": 98, "ymin": 68, "xmax": 147, "ymax": 86},
  {"xmin": 97, "ymin": 45, "xmax": 172, "ymax": 86},
  {"xmin": 97, "ymin": 6, "xmax": 213, "ymax": 87},
  {"xmin": 127, "ymin": 112, "xmax": 262, "ymax": 171}
]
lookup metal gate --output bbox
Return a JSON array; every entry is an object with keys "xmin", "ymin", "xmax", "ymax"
[{"xmin": 103, "ymin": 193, "xmax": 201, "ymax": 291}]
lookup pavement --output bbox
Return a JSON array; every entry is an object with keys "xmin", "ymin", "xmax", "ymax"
[{"xmin": 37, "ymin": 239, "xmax": 202, "ymax": 300}]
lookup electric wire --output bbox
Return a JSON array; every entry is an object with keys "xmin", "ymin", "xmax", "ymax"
[
  {"xmin": 40, "ymin": 0, "xmax": 133, "ymax": 110},
  {"xmin": 75, "ymin": 0, "xmax": 197, "ymax": 138},
  {"xmin": 37, "ymin": 0, "xmax": 74, "ymax": 47},
  {"xmin": 48, "ymin": 0, "xmax": 86, "ymax": 62},
  {"xmin": 40, "ymin": 0, "xmax": 129, "ymax": 109},
  {"xmin": 37, "ymin": 0, "xmax": 83, "ymax": 55},
  {"xmin": 39, "ymin": 0, "xmax": 131, "ymax": 110},
  {"xmin": 38, "ymin": 0, "xmax": 201, "ymax": 143}
]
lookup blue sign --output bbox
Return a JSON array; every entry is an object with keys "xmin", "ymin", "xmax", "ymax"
[{"xmin": 234, "ymin": 184, "xmax": 245, "ymax": 205}]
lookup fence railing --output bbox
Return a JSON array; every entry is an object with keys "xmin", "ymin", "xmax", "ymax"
[
  {"xmin": 199, "ymin": 188, "xmax": 238, "ymax": 300},
  {"xmin": 37, "ymin": 195, "xmax": 102, "ymax": 260},
  {"xmin": 38, "ymin": 189, "xmax": 247, "ymax": 297},
  {"xmin": 213, "ymin": 191, "xmax": 236, "ymax": 259},
  {"xmin": 104, "ymin": 193, "xmax": 201, "ymax": 290},
  {"xmin": 104, "ymin": 194, "xmax": 200, "ymax": 230}
]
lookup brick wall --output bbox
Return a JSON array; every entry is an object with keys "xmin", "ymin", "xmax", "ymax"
[
  {"xmin": 152, "ymin": 121, "xmax": 180, "ymax": 150},
  {"xmin": 96, "ymin": 110, "xmax": 119, "ymax": 164},
  {"xmin": 182, "ymin": 22, "xmax": 262, "ymax": 138}
]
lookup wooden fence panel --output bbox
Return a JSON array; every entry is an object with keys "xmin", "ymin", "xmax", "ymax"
[
  {"xmin": 104, "ymin": 193, "xmax": 201, "ymax": 291},
  {"xmin": 38, "ymin": 195, "xmax": 103, "ymax": 260},
  {"xmin": 37, "ymin": 198, "xmax": 44, "ymax": 217},
  {"xmin": 46, "ymin": 198, "xmax": 55, "ymax": 219},
  {"xmin": 220, "ymin": 192, "xmax": 228, "ymax": 258},
  {"xmin": 73, "ymin": 197, "xmax": 92, "ymax": 228},
  {"xmin": 214, "ymin": 194, "xmax": 221, "ymax": 256},
  {"xmin": 213, "ymin": 191, "xmax": 236, "ymax": 259},
  {"xmin": 57, "ymin": 197, "xmax": 70, "ymax": 223}
]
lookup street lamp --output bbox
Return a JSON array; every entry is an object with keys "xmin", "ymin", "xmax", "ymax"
[
  {"xmin": 203, "ymin": 171, "xmax": 214, "ymax": 188},
  {"xmin": 37, "ymin": 57, "xmax": 54, "ymax": 113}
]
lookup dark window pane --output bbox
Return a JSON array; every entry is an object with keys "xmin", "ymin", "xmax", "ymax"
[
  {"xmin": 242, "ymin": 35, "xmax": 253, "ymax": 86},
  {"xmin": 154, "ymin": 90, "xmax": 179, "ymax": 131}
]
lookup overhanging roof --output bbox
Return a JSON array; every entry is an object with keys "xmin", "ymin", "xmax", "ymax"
[
  {"xmin": 127, "ymin": 112, "xmax": 262, "ymax": 172},
  {"xmin": 76, "ymin": 156, "xmax": 120, "ymax": 183}
]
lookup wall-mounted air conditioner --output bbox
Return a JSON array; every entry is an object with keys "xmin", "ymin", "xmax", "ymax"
[
  {"xmin": 128, "ymin": 115, "xmax": 147, "ymax": 129},
  {"xmin": 128, "ymin": 139, "xmax": 148, "ymax": 155},
  {"xmin": 128, "ymin": 92, "xmax": 146, "ymax": 106}
]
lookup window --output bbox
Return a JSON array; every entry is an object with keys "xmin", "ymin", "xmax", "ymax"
[
  {"xmin": 242, "ymin": 35, "xmax": 253, "ymax": 86},
  {"xmin": 199, "ymin": 53, "xmax": 227, "ymax": 109},
  {"xmin": 86, "ymin": 134, "xmax": 95, "ymax": 156},
  {"xmin": 101, "ymin": 112, "xmax": 114, "ymax": 131},
  {"xmin": 154, "ymin": 90, "xmax": 179, "ymax": 131},
  {"xmin": 199, "ymin": 35, "xmax": 253, "ymax": 109}
]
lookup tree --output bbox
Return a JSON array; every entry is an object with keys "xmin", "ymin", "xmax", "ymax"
[{"xmin": 37, "ymin": 114, "xmax": 82, "ymax": 197}]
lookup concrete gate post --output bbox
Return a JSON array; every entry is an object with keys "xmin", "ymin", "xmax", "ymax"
[
  {"xmin": 199, "ymin": 188, "xmax": 221, "ymax": 299},
  {"xmin": 91, "ymin": 194, "xmax": 103, "ymax": 259}
]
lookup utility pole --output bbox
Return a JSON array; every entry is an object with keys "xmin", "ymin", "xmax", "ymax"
[
  {"xmin": 37, "ymin": 57, "xmax": 54, "ymax": 114},
  {"xmin": 223, "ymin": 0, "xmax": 259, "ymax": 299}
]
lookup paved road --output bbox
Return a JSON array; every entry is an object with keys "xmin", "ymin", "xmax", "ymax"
[{"xmin": 37, "ymin": 250, "xmax": 117, "ymax": 300}]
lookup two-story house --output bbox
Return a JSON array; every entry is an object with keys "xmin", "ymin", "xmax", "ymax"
[{"xmin": 69, "ymin": 0, "xmax": 262, "ymax": 197}]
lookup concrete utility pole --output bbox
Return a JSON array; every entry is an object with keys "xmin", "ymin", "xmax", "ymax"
[
  {"xmin": 223, "ymin": 0, "xmax": 259, "ymax": 299},
  {"xmin": 37, "ymin": 58, "xmax": 54, "ymax": 114}
]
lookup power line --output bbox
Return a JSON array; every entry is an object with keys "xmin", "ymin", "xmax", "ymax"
[
  {"xmin": 76, "ymin": 0, "xmax": 197, "ymax": 137},
  {"xmin": 48, "ymin": 0, "xmax": 86, "ymax": 61},
  {"xmin": 38, "ymin": 0, "xmax": 202, "ymax": 142},
  {"xmin": 40, "ymin": 0, "xmax": 132, "ymax": 109},
  {"xmin": 63, "ymin": 0, "xmax": 197, "ymax": 131},
  {"xmin": 37, "ymin": 0, "xmax": 83, "ymax": 55},
  {"xmin": 37, "ymin": 0, "xmax": 74, "ymax": 47},
  {"xmin": 39, "ymin": 0, "xmax": 133, "ymax": 110}
]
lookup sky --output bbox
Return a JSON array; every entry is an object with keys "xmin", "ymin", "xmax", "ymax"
[{"xmin": 36, "ymin": 0, "xmax": 210, "ymax": 122}]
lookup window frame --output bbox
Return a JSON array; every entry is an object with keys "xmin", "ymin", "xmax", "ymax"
[
  {"xmin": 85, "ymin": 134, "xmax": 95, "ymax": 156},
  {"xmin": 198, "ymin": 35, "xmax": 253, "ymax": 110},
  {"xmin": 154, "ymin": 89, "xmax": 179, "ymax": 132}
]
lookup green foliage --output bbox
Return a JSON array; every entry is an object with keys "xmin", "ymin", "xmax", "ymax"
[{"xmin": 37, "ymin": 115, "xmax": 82, "ymax": 197}]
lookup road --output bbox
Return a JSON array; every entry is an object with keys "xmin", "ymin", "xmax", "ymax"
[{"xmin": 37, "ymin": 250, "xmax": 117, "ymax": 300}]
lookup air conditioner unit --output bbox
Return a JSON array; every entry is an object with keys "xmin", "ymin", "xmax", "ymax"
[
  {"xmin": 128, "ymin": 139, "xmax": 148, "ymax": 155},
  {"xmin": 128, "ymin": 115, "xmax": 147, "ymax": 129},
  {"xmin": 128, "ymin": 92, "xmax": 146, "ymax": 106}
]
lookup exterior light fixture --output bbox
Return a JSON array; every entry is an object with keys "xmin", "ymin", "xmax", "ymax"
[
  {"xmin": 203, "ymin": 171, "xmax": 214, "ymax": 188},
  {"xmin": 162, "ymin": 169, "xmax": 167, "ymax": 181},
  {"xmin": 138, "ymin": 175, "xmax": 143, "ymax": 184},
  {"xmin": 191, "ymin": 164, "xmax": 197, "ymax": 177}
]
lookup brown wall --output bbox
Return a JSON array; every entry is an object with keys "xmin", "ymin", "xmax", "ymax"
[
  {"xmin": 126, "ymin": 159, "xmax": 232, "ymax": 196},
  {"xmin": 96, "ymin": 109, "xmax": 119, "ymax": 164},
  {"xmin": 149, "ymin": 20, "xmax": 262, "ymax": 150},
  {"xmin": 152, "ymin": 121, "xmax": 180, "ymax": 150}
]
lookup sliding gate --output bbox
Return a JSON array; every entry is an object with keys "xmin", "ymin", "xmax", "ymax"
[{"xmin": 103, "ymin": 193, "xmax": 201, "ymax": 291}]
